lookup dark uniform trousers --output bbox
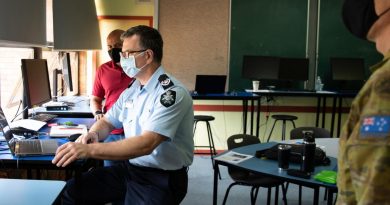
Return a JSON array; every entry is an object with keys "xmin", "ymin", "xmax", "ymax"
[{"xmin": 61, "ymin": 162, "xmax": 188, "ymax": 205}]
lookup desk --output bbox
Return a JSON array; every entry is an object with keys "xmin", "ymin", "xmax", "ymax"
[
  {"xmin": 0, "ymin": 118, "xmax": 97, "ymax": 204},
  {"xmin": 0, "ymin": 118, "xmax": 96, "ymax": 177},
  {"xmin": 213, "ymin": 138, "xmax": 338, "ymax": 205},
  {"xmin": 251, "ymin": 90, "xmax": 357, "ymax": 137},
  {"xmin": 33, "ymin": 96, "xmax": 93, "ymax": 118},
  {"xmin": 0, "ymin": 178, "xmax": 65, "ymax": 205},
  {"xmin": 192, "ymin": 92, "xmax": 260, "ymax": 135}
]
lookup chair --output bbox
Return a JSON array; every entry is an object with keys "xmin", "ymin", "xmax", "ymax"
[
  {"xmin": 267, "ymin": 114, "xmax": 298, "ymax": 142},
  {"xmin": 289, "ymin": 127, "xmax": 331, "ymax": 205},
  {"xmin": 223, "ymin": 134, "xmax": 287, "ymax": 205},
  {"xmin": 193, "ymin": 115, "xmax": 217, "ymax": 158},
  {"xmin": 193, "ymin": 115, "xmax": 221, "ymax": 179}
]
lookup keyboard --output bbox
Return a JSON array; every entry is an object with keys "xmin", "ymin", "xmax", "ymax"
[{"xmin": 30, "ymin": 114, "xmax": 58, "ymax": 122}]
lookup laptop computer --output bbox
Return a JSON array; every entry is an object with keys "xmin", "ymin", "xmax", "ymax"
[
  {"xmin": 0, "ymin": 107, "xmax": 58, "ymax": 156},
  {"xmin": 195, "ymin": 75, "xmax": 227, "ymax": 94}
]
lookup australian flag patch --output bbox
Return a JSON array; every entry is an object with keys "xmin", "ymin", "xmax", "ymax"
[{"xmin": 360, "ymin": 116, "xmax": 390, "ymax": 138}]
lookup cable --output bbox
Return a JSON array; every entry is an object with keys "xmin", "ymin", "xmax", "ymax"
[
  {"xmin": 10, "ymin": 106, "xmax": 28, "ymax": 122},
  {"xmin": 12, "ymin": 100, "xmax": 23, "ymax": 121}
]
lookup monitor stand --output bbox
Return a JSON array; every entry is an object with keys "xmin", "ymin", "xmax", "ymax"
[{"xmin": 52, "ymin": 68, "xmax": 62, "ymax": 102}]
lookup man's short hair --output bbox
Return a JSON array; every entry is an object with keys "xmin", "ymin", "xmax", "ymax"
[{"xmin": 121, "ymin": 25, "xmax": 163, "ymax": 63}]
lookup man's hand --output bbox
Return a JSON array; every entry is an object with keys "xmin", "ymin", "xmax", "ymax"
[
  {"xmin": 52, "ymin": 142, "xmax": 90, "ymax": 167},
  {"xmin": 75, "ymin": 132, "xmax": 99, "ymax": 144}
]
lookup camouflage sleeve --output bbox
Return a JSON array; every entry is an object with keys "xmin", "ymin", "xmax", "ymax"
[{"xmin": 337, "ymin": 66, "xmax": 390, "ymax": 205}]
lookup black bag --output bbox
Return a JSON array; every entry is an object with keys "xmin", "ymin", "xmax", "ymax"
[{"xmin": 260, "ymin": 143, "xmax": 330, "ymax": 166}]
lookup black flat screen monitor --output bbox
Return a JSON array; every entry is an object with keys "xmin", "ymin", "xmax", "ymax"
[
  {"xmin": 279, "ymin": 58, "xmax": 309, "ymax": 81},
  {"xmin": 242, "ymin": 56, "xmax": 280, "ymax": 80},
  {"xmin": 331, "ymin": 57, "xmax": 365, "ymax": 81},
  {"xmin": 21, "ymin": 59, "xmax": 52, "ymax": 108},
  {"xmin": 195, "ymin": 75, "xmax": 226, "ymax": 94},
  {"xmin": 62, "ymin": 53, "xmax": 73, "ymax": 92}
]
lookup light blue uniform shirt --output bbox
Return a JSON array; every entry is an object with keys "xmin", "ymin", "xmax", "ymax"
[{"xmin": 106, "ymin": 66, "xmax": 194, "ymax": 170}]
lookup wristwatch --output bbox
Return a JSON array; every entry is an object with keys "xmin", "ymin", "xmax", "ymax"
[{"xmin": 95, "ymin": 111, "xmax": 103, "ymax": 115}]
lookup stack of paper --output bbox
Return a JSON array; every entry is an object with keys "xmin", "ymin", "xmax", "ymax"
[
  {"xmin": 10, "ymin": 119, "xmax": 46, "ymax": 131},
  {"xmin": 49, "ymin": 124, "xmax": 87, "ymax": 137},
  {"xmin": 213, "ymin": 151, "xmax": 253, "ymax": 164}
]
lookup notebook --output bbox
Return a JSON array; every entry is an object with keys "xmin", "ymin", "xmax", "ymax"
[
  {"xmin": 195, "ymin": 75, "xmax": 227, "ymax": 94},
  {"xmin": 0, "ymin": 107, "xmax": 58, "ymax": 156},
  {"xmin": 49, "ymin": 124, "xmax": 87, "ymax": 137}
]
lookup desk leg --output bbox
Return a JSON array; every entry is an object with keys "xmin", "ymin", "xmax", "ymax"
[
  {"xmin": 327, "ymin": 189, "xmax": 335, "ymax": 205},
  {"xmin": 316, "ymin": 97, "xmax": 321, "ymax": 127},
  {"xmin": 330, "ymin": 97, "xmax": 337, "ymax": 137},
  {"xmin": 313, "ymin": 187, "xmax": 319, "ymax": 205},
  {"xmin": 213, "ymin": 163, "xmax": 219, "ymax": 205},
  {"xmin": 243, "ymin": 100, "xmax": 248, "ymax": 134},
  {"xmin": 256, "ymin": 98, "xmax": 261, "ymax": 137},
  {"xmin": 250, "ymin": 99, "xmax": 254, "ymax": 135},
  {"xmin": 337, "ymin": 97, "xmax": 342, "ymax": 137},
  {"xmin": 322, "ymin": 97, "xmax": 326, "ymax": 128}
]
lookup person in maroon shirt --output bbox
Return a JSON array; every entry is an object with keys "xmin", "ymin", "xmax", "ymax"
[{"xmin": 90, "ymin": 29, "xmax": 133, "ymax": 166}]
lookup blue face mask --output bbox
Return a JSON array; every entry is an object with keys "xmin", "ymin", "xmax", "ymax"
[{"xmin": 120, "ymin": 52, "xmax": 146, "ymax": 78}]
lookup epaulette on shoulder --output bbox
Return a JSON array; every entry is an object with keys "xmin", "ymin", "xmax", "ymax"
[{"xmin": 158, "ymin": 74, "xmax": 174, "ymax": 90}]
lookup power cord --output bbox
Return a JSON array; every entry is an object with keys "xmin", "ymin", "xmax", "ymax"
[{"xmin": 11, "ymin": 101, "xmax": 28, "ymax": 122}]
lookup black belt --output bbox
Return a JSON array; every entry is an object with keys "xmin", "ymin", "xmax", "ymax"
[{"xmin": 127, "ymin": 162, "xmax": 187, "ymax": 174}]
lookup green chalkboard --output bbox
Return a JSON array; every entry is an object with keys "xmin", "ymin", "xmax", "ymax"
[
  {"xmin": 229, "ymin": 0, "xmax": 308, "ymax": 91},
  {"xmin": 230, "ymin": 0, "xmax": 383, "ymax": 91},
  {"xmin": 318, "ymin": 0, "xmax": 381, "ymax": 90}
]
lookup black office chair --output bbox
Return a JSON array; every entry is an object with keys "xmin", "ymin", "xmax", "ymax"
[
  {"xmin": 289, "ymin": 127, "xmax": 331, "ymax": 205},
  {"xmin": 223, "ymin": 134, "xmax": 287, "ymax": 205}
]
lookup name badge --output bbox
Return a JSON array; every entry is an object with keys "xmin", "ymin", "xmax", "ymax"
[{"xmin": 125, "ymin": 100, "xmax": 134, "ymax": 109}]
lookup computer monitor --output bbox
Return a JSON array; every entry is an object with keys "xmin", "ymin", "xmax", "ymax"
[
  {"xmin": 53, "ymin": 52, "xmax": 74, "ymax": 100},
  {"xmin": 195, "ymin": 75, "xmax": 227, "ymax": 94},
  {"xmin": 279, "ymin": 58, "xmax": 309, "ymax": 81},
  {"xmin": 62, "ymin": 52, "xmax": 73, "ymax": 92},
  {"xmin": 242, "ymin": 56, "xmax": 280, "ymax": 80},
  {"xmin": 331, "ymin": 57, "xmax": 365, "ymax": 81},
  {"xmin": 21, "ymin": 59, "xmax": 52, "ymax": 108}
]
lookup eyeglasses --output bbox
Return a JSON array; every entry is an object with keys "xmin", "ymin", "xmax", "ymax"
[{"xmin": 119, "ymin": 49, "xmax": 147, "ymax": 59}]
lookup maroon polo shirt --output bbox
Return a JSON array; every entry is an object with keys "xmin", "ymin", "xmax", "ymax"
[{"xmin": 92, "ymin": 61, "xmax": 133, "ymax": 134}]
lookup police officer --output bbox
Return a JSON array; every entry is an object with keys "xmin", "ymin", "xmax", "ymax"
[
  {"xmin": 338, "ymin": 0, "xmax": 390, "ymax": 204},
  {"xmin": 52, "ymin": 25, "xmax": 194, "ymax": 205}
]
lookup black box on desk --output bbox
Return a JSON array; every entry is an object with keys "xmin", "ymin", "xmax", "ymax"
[{"xmin": 45, "ymin": 105, "xmax": 69, "ymax": 111}]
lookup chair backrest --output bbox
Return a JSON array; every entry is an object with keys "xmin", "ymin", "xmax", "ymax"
[
  {"xmin": 226, "ymin": 134, "xmax": 260, "ymax": 178},
  {"xmin": 290, "ymin": 127, "xmax": 331, "ymax": 140},
  {"xmin": 227, "ymin": 134, "xmax": 260, "ymax": 150}
]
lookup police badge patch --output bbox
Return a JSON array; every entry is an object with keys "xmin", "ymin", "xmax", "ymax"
[{"xmin": 160, "ymin": 90, "xmax": 176, "ymax": 107}]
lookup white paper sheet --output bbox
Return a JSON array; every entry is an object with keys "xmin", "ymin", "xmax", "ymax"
[{"xmin": 10, "ymin": 119, "xmax": 46, "ymax": 131}]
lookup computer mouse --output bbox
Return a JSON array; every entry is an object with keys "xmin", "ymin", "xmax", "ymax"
[{"xmin": 68, "ymin": 133, "xmax": 82, "ymax": 142}]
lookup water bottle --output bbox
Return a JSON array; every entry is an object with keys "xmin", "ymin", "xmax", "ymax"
[
  {"xmin": 301, "ymin": 131, "xmax": 316, "ymax": 173},
  {"xmin": 315, "ymin": 76, "xmax": 322, "ymax": 91}
]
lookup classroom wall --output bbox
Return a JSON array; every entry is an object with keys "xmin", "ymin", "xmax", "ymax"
[
  {"xmin": 85, "ymin": 1, "xmax": 370, "ymax": 152},
  {"xmin": 157, "ymin": 0, "xmax": 368, "ymax": 152},
  {"xmin": 229, "ymin": 0, "xmax": 382, "ymax": 91},
  {"xmin": 158, "ymin": 0, "xmax": 230, "ymax": 90}
]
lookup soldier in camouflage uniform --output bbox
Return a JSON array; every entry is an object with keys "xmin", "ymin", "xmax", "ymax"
[{"xmin": 337, "ymin": 0, "xmax": 390, "ymax": 204}]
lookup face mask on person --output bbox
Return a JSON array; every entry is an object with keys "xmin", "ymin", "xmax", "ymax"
[
  {"xmin": 342, "ymin": 0, "xmax": 380, "ymax": 39},
  {"xmin": 120, "ymin": 52, "xmax": 147, "ymax": 78},
  {"xmin": 108, "ymin": 48, "xmax": 122, "ymax": 63}
]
